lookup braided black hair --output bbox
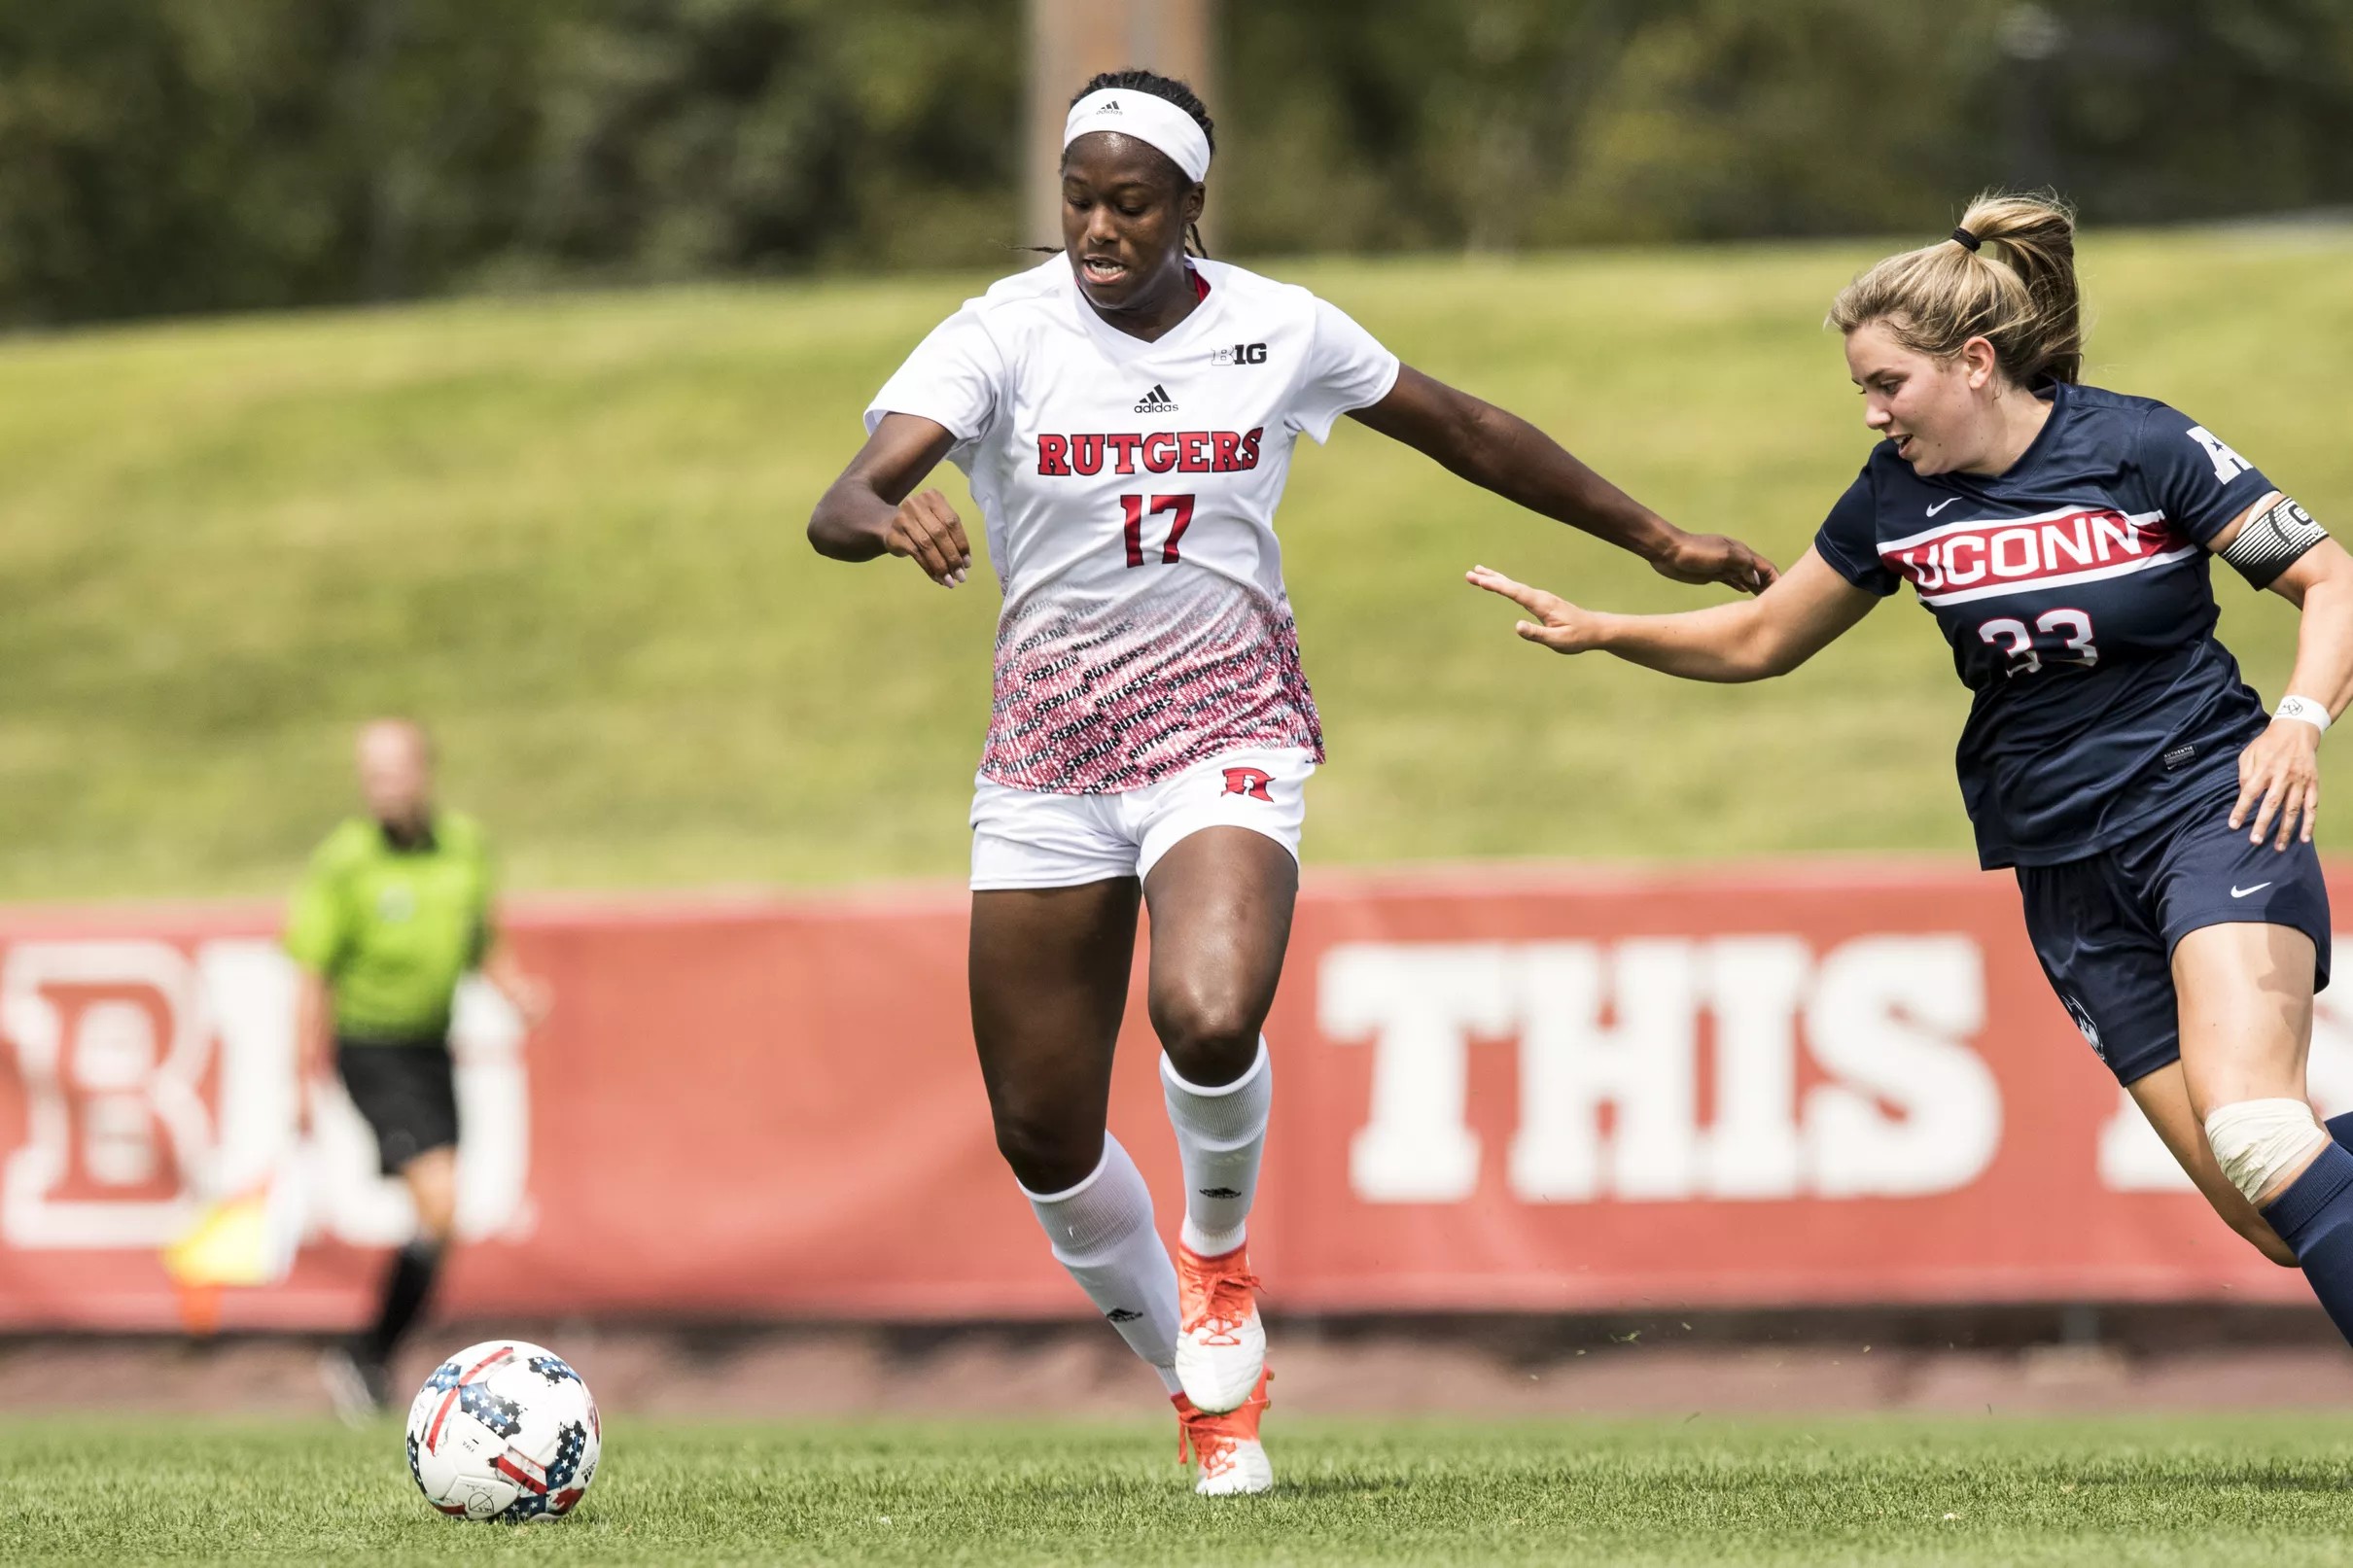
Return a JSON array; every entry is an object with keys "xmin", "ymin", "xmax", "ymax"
[{"xmin": 1065, "ymin": 69, "xmax": 1214, "ymax": 258}]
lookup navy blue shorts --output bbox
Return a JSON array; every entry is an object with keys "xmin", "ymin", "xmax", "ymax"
[{"xmin": 2018, "ymin": 785, "xmax": 2331, "ymax": 1086}]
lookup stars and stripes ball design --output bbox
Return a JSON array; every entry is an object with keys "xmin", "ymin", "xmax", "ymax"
[{"xmin": 404, "ymin": 1340, "xmax": 602, "ymax": 1522}]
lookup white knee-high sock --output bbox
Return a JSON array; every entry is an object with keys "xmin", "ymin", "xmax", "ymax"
[
  {"xmin": 1022, "ymin": 1133, "xmax": 1182, "ymax": 1393},
  {"xmin": 1161, "ymin": 1037, "xmax": 1272, "ymax": 1257}
]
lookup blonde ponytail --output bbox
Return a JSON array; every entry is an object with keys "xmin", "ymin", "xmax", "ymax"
[{"xmin": 1829, "ymin": 190, "xmax": 2084, "ymax": 386}]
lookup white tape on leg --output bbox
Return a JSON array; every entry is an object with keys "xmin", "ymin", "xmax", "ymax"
[{"xmin": 2203, "ymin": 1098, "xmax": 2331, "ymax": 1205}]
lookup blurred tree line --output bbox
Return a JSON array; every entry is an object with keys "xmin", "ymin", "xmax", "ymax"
[{"xmin": 0, "ymin": 0, "xmax": 2346, "ymax": 326}]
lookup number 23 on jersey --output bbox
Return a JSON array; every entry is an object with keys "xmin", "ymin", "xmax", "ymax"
[{"xmin": 1980, "ymin": 608, "xmax": 2098, "ymax": 676}]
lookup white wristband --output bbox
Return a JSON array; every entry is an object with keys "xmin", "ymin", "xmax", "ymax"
[{"xmin": 2275, "ymin": 694, "xmax": 2332, "ymax": 733}]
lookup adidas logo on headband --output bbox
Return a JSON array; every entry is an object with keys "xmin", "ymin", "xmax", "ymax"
[{"xmin": 1063, "ymin": 88, "xmax": 1212, "ymax": 182}]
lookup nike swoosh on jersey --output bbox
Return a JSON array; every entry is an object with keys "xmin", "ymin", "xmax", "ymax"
[
  {"xmin": 2231, "ymin": 882, "xmax": 2273, "ymax": 898},
  {"xmin": 1926, "ymin": 498, "xmax": 1960, "ymax": 516}
]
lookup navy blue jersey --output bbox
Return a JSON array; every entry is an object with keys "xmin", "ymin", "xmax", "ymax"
[{"xmin": 1813, "ymin": 382, "xmax": 2280, "ymax": 869}]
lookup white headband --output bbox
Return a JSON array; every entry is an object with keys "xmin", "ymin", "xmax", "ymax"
[{"xmin": 1062, "ymin": 88, "xmax": 1211, "ymax": 185}]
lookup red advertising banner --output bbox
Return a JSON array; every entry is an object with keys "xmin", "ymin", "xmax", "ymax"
[{"xmin": 2, "ymin": 863, "xmax": 2343, "ymax": 1332}]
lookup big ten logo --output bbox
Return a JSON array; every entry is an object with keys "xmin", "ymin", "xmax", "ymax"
[
  {"xmin": 1318, "ymin": 935, "xmax": 1999, "ymax": 1203},
  {"xmin": 2097, "ymin": 930, "xmax": 2353, "ymax": 1192},
  {"xmin": 2, "ymin": 939, "xmax": 534, "ymax": 1250}
]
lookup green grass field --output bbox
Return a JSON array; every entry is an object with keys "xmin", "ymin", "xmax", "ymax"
[
  {"xmin": 9, "ymin": 1413, "xmax": 2353, "ymax": 1565},
  {"xmin": 4, "ymin": 228, "xmax": 2349, "ymax": 901}
]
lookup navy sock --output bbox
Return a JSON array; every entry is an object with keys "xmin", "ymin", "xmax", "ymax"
[{"xmin": 2260, "ymin": 1141, "xmax": 2353, "ymax": 1346}]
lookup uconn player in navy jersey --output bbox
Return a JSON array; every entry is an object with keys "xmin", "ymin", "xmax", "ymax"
[
  {"xmin": 809, "ymin": 71, "xmax": 1774, "ymax": 1492},
  {"xmin": 1471, "ymin": 192, "xmax": 2353, "ymax": 1345}
]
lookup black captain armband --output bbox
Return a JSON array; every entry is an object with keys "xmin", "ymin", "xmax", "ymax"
[{"xmin": 2220, "ymin": 495, "xmax": 2329, "ymax": 588}]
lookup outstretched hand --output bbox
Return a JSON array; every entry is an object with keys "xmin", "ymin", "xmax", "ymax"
[
  {"xmin": 1653, "ymin": 531, "xmax": 1776, "ymax": 595},
  {"xmin": 1465, "ymin": 565, "xmax": 1601, "ymax": 654},
  {"xmin": 886, "ymin": 488, "xmax": 972, "ymax": 587}
]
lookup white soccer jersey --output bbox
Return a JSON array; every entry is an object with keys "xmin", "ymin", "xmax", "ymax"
[{"xmin": 865, "ymin": 256, "xmax": 1400, "ymax": 794}]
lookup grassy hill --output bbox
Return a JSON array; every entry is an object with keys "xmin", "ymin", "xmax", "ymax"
[{"xmin": 4, "ymin": 229, "xmax": 2349, "ymax": 900}]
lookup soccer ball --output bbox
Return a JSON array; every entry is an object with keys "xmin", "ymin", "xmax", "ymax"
[{"xmin": 404, "ymin": 1339, "xmax": 602, "ymax": 1521}]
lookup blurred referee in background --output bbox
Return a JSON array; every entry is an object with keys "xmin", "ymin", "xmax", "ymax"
[{"xmin": 289, "ymin": 717, "xmax": 550, "ymax": 1421}]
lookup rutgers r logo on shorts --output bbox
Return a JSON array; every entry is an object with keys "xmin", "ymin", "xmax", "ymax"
[{"xmin": 1221, "ymin": 767, "xmax": 1274, "ymax": 802}]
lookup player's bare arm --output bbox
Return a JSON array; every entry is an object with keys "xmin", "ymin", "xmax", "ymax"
[
  {"xmin": 1464, "ymin": 546, "xmax": 1873, "ymax": 680},
  {"xmin": 292, "ymin": 968, "xmax": 333, "ymax": 1098},
  {"xmin": 1349, "ymin": 366, "xmax": 1776, "ymax": 595},
  {"xmin": 2207, "ymin": 492, "xmax": 2353, "ymax": 849},
  {"xmin": 808, "ymin": 412, "xmax": 972, "ymax": 587}
]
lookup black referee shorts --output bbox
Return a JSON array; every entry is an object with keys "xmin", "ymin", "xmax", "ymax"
[{"xmin": 335, "ymin": 1038, "xmax": 459, "ymax": 1176}]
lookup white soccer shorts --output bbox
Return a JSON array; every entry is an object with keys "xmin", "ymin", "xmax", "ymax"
[{"xmin": 969, "ymin": 748, "xmax": 1316, "ymax": 890}]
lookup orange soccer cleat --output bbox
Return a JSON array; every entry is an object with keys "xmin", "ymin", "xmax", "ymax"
[
  {"xmin": 1173, "ymin": 1367, "xmax": 1273, "ymax": 1495},
  {"xmin": 1173, "ymin": 1241, "xmax": 1265, "ymax": 1413}
]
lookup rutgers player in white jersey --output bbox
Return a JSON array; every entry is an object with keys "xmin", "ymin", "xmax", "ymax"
[{"xmin": 809, "ymin": 70, "xmax": 1774, "ymax": 1494}]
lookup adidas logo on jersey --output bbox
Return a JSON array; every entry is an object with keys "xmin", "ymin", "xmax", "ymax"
[{"xmin": 1134, "ymin": 384, "xmax": 1178, "ymax": 414}]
